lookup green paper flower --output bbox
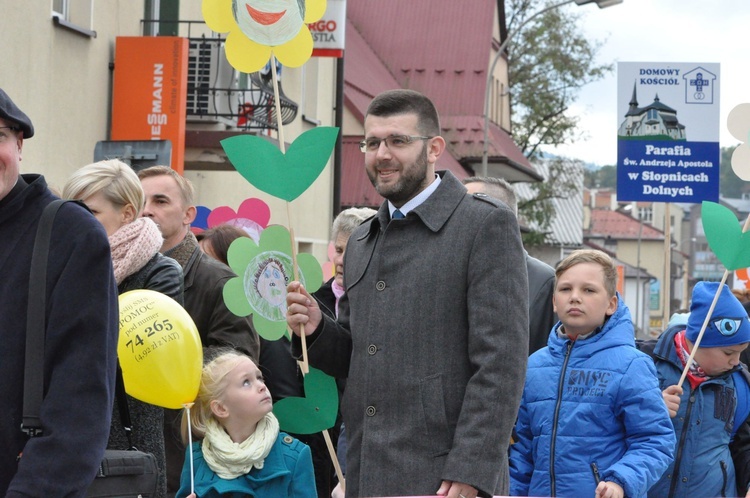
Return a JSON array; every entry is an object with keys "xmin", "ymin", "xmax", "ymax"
[{"xmin": 223, "ymin": 224, "xmax": 323, "ymax": 340}]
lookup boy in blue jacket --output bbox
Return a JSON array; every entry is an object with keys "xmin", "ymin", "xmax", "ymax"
[
  {"xmin": 510, "ymin": 249, "xmax": 675, "ymax": 498},
  {"xmin": 638, "ymin": 281, "xmax": 750, "ymax": 498}
]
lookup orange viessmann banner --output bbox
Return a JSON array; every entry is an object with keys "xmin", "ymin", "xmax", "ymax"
[{"xmin": 111, "ymin": 37, "xmax": 188, "ymax": 174}]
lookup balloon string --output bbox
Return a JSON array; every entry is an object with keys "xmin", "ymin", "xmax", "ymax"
[{"xmin": 183, "ymin": 403, "xmax": 195, "ymax": 496}]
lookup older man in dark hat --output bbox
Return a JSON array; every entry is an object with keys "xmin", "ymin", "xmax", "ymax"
[{"xmin": 0, "ymin": 88, "xmax": 120, "ymax": 496}]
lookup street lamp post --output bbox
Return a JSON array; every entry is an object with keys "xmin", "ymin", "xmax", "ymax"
[
  {"xmin": 635, "ymin": 215, "xmax": 643, "ymax": 334},
  {"xmin": 672, "ymin": 237, "xmax": 696, "ymax": 308},
  {"xmin": 480, "ymin": 0, "xmax": 623, "ymax": 176}
]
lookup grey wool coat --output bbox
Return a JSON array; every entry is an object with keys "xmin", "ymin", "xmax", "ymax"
[{"xmin": 296, "ymin": 171, "xmax": 529, "ymax": 497}]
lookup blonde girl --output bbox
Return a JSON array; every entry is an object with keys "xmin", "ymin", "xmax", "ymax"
[{"xmin": 178, "ymin": 349, "xmax": 316, "ymax": 497}]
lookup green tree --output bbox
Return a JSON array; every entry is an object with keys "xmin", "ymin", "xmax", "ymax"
[
  {"xmin": 584, "ymin": 164, "xmax": 617, "ymax": 189},
  {"xmin": 506, "ymin": 0, "xmax": 613, "ymax": 158},
  {"xmin": 504, "ymin": 1, "xmax": 611, "ymax": 243}
]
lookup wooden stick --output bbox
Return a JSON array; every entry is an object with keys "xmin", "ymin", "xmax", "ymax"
[
  {"xmin": 270, "ymin": 53, "xmax": 341, "ymax": 491},
  {"xmin": 677, "ymin": 271, "xmax": 729, "ymax": 386},
  {"xmin": 270, "ymin": 56, "xmax": 286, "ymax": 153},
  {"xmin": 270, "ymin": 55, "xmax": 308, "ymax": 374},
  {"xmin": 289, "ymin": 225, "xmax": 309, "ymax": 375},
  {"xmin": 323, "ymin": 429, "xmax": 346, "ymax": 493}
]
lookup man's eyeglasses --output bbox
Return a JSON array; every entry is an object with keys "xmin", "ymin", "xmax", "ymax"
[{"xmin": 359, "ymin": 135, "xmax": 432, "ymax": 153}]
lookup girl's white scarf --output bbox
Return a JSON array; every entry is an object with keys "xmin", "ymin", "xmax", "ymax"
[
  {"xmin": 108, "ymin": 217, "xmax": 163, "ymax": 284},
  {"xmin": 202, "ymin": 412, "xmax": 280, "ymax": 479}
]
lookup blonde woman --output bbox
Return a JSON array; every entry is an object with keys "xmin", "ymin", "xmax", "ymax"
[{"xmin": 62, "ymin": 159, "xmax": 184, "ymax": 498}]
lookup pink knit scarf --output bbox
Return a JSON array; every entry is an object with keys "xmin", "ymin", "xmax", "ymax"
[{"xmin": 109, "ymin": 218, "xmax": 164, "ymax": 284}]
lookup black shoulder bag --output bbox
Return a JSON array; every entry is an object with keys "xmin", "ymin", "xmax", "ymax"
[{"xmin": 21, "ymin": 199, "xmax": 159, "ymax": 498}]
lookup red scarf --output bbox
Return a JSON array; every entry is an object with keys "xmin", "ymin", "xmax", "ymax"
[{"xmin": 674, "ymin": 329, "xmax": 709, "ymax": 390}]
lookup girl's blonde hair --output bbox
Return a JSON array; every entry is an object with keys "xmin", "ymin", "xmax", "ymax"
[
  {"xmin": 181, "ymin": 348, "xmax": 254, "ymax": 443},
  {"xmin": 61, "ymin": 159, "xmax": 145, "ymax": 216}
]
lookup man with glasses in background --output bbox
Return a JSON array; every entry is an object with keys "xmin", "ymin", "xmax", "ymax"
[{"xmin": 286, "ymin": 89, "xmax": 528, "ymax": 498}]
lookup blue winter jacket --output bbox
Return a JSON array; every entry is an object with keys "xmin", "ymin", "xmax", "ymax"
[
  {"xmin": 643, "ymin": 326, "xmax": 750, "ymax": 498},
  {"xmin": 177, "ymin": 433, "xmax": 317, "ymax": 497},
  {"xmin": 509, "ymin": 294, "xmax": 675, "ymax": 497}
]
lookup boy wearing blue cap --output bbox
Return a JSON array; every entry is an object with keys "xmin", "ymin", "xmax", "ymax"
[{"xmin": 639, "ymin": 281, "xmax": 750, "ymax": 498}]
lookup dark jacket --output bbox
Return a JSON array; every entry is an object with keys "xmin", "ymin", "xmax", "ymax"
[
  {"xmin": 510, "ymin": 296, "xmax": 675, "ymax": 498},
  {"xmin": 1, "ymin": 175, "xmax": 119, "ymax": 497},
  {"xmin": 638, "ymin": 327, "xmax": 750, "ymax": 497},
  {"xmin": 296, "ymin": 171, "xmax": 529, "ymax": 497},
  {"xmin": 526, "ymin": 254, "xmax": 556, "ymax": 355},
  {"xmin": 108, "ymin": 252, "xmax": 184, "ymax": 498}
]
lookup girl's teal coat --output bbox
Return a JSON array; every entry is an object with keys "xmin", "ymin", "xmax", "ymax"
[{"xmin": 177, "ymin": 433, "xmax": 317, "ymax": 497}]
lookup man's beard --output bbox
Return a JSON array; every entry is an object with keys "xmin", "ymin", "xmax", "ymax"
[{"xmin": 368, "ymin": 144, "xmax": 429, "ymax": 206}]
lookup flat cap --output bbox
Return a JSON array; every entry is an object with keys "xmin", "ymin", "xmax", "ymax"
[{"xmin": 0, "ymin": 88, "xmax": 34, "ymax": 139}]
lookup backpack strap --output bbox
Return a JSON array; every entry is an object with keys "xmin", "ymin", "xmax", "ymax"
[{"xmin": 22, "ymin": 199, "xmax": 69, "ymax": 436}]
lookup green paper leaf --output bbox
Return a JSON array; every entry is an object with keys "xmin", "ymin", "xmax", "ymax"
[
  {"xmin": 701, "ymin": 201, "xmax": 750, "ymax": 270},
  {"xmin": 273, "ymin": 367, "xmax": 338, "ymax": 434},
  {"xmin": 222, "ymin": 127, "xmax": 339, "ymax": 201}
]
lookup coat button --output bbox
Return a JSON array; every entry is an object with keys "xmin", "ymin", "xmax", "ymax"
[
  {"xmin": 376, "ymin": 281, "xmax": 386, "ymax": 291},
  {"xmin": 368, "ymin": 344, "xmax": 377, "ymax": 355},
  {"xmin": 682, "ymin": 477, "xmax": 688, "ymax": 482},
  {"xmin": 366, "ymin": 406, "xmax": 376, "ymax": 416}
]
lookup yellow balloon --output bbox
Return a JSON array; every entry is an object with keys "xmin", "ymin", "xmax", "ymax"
[{"xmin": 118, "ymin": 290, "xmax": 202, "ymax": 409}]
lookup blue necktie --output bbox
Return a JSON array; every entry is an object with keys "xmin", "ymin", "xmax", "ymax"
[{"xmin": 392, "ymin": 209, "xmax": 405, "ymax": 220}]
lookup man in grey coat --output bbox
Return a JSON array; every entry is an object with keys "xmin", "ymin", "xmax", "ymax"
[
  {"xmin": 463, "ymin": 176, "xmax": 556, "ymax": 355},
  {"xmin": 287, "ymin": 89, "xmax": 528, "ymax": 498}
]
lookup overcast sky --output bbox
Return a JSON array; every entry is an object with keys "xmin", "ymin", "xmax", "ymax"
[{"xmin": 543, "ymin": 0, "xmax": 748, "ymax": 166}]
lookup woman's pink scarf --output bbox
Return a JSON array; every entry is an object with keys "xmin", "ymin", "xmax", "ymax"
[{"xmin": 108, "ymin": 217, "xmax": 163, "ymax": 284}]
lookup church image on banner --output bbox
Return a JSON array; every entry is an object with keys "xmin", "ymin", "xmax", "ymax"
[{"xmin": 618, "ymin": 84, "xmax": 687, "ymax": 141}]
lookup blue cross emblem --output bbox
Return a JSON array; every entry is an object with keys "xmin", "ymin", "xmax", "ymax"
[{"xmin": 689, "ymin": 72, "xmax": 710, "ymax": 92}]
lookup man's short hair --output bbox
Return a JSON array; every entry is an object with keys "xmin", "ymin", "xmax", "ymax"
[
  {"xmin": 137, "ymin": 165, "xmax": 195, "ymax": 207},
  {"xmin": 555, "ymin": 249, "xmax": 617, "ymax": 297},
  {"xmin": 366, "ymin": 89, "xmax": 440, "ymax": 137},
  {"xmin": 462, "ymin": 176, "xmax": 517, "ymax": 215}
]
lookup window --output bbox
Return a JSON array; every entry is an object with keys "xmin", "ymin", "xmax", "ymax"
[
  {"xmin": 52, "ymin": 0, "xmax": 68, "ymax": 18},
  {"xmin": 52, "ymin": 0, "xmax": 96, "ymax": 38},
  {"xmin": 638, "ymin": 206, "xmax": 653, "ymax": 224}
]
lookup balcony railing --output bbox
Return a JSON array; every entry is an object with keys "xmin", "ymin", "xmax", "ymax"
[{"xmin": 143, "ymin": 20, "xmax": 298, "ymax": 131}]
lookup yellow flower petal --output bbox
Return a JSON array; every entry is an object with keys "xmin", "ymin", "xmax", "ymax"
[
  {"xmin": 273, "ymin": 28, "xmax": 313, "ymax": 68},
  {"xmin": 226, "ymin": 31, "xmax": 273, "ymax": 73},
  {"xmin": 304, "ymin": 0, "xmax": 327, "ymax": 23},
  {"xmin": 202, "ymin": 0, "xmax": 236, "ymax": 33}
]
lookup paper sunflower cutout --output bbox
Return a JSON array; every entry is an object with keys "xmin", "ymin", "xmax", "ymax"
[
  {"xmin": 701, "ymin": 201, "xmax": 750, "ymax": 271},
  {"xmin": 727, "ymin": 103, "xmax": 750, "ymax": 181},
  {"xmin": 273, "ymin": 366, "xmax": 339, "ymax": 434},
  {"xmin": 208, "ymin": 197, "xmax": 271, "ymax": 243},
  {"xmin": 202, "ymin": 0, "xmax": 327, "ymax": 73},
  {"xmin": 221, "ymin": 126, "xmax": 339, "ymax": 201},
  {"xmin": 223, "ymin": 224, "xmax": 323, "ymax": 340}
]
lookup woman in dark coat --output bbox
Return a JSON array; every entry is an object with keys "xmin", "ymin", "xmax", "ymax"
[{"xmin": 63, "ymin": 159, "xmax": 184, "ymax": 498}]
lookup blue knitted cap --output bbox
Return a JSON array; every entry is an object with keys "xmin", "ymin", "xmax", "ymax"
[{"xmin": 686, "ymin": 281, "xmax": 750, "ymax": 347}]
